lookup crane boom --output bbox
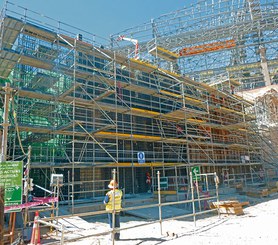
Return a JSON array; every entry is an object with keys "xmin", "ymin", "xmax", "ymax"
[{"xmin": 117, "ymin": 35, "xmax": 139, "ymax": 59}]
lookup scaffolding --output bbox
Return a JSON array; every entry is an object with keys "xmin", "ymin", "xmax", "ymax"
[
  {"xmin": 111, "ymin": 0, "xmax": 278, "ymax": 91},
  {"xmin": 0, "ymin": 1, "xmax": 276, "ymax": 210}
]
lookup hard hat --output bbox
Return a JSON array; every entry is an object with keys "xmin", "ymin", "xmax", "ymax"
[{"xmin": 108, "ymin": 179, "xmax": 118, "ymax": 189}]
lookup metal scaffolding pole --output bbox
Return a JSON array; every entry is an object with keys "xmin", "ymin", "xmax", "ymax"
[{"xmin": 1, "ymin": 83, "xmax": 12, "ymax": 162}]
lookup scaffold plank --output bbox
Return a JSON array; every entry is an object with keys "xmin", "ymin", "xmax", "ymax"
[
  {"xmin": 227, "ymin": 143, "xmax": 248, "ymax": 149},
  {"xmin": 124, "ymin": 83, "xmax": 156, "ymax": 95},
  {"xmin": 94, "ymin": 132, "xmax": 162, "ymax": 141},
  {"xmin": 100, "ymin": 162, "xmax": 185, "ymax": 167},
  {"xmin": 222, "ymin": 122, "xmax": 248, "ymax": 130},
  {"xmin": 94, "ymin": 90, "xmax": 114, "ymax": 101},
  {"xmin": 162, "ymin": 109, "xmax": 187, "ymax": 120},
  {"xmin": 149, "ymin": 46, "xmax": 179, "ymax": 62},
  {"xmin": 129, "ymin": 58, "xmax": 157, "ymax": 73},
  {"xmin": 208, "ymin": 78, "xmax": 241, "ymax": 87},
  {"xmin": 59, "ymin": 83, "xmax": 83, "ymax": 98},
  {"xmin": 215, "ymin": 106, "xmax": 244, "ymax": 115},
  {"xmin": 18, "ymin": 89, "xmax": 55, "ymax": 101},
  {"xmin": 160, "ymin": 90, "xmax": 182, "ymax": 98},
  {"xmin": 129, "ymin": 108, "xmax": 160, "ymax": 117},
  {"xmin": 187, "ymin": 118, "xmax": 206, "ymax": 124},
  {"xmin": 0, "ymin": 50, "xmax": 20, "ymax": 78},
  {"xmin": 185, "ymin": 96, "xmax": 203, "ymax": 104},
  {"xmin": 157, "ymin": 68, "xmax": 181, "ymax": 78},
  {"xmin": 24, "ymin": 22, "xmax": 57, "ymax": 43},
  {"xmin": 162, "ymin": 108, "xmax": 207, "ymax": 121},
  {"xmin": 238, "ymin": 128, "xmax": 257, "ymax": 134},
  {"xmin": 20, "ymin": 54, "xmax": 54, "ymax": 70},
  {"xmin": 2, "ymin": 16, "xmax": 24, "ymax": 49}
]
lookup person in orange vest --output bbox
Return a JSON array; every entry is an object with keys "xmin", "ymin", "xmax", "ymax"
[{"xmin": 104, "ymin": 179, "xmax": 123, "ymax": 240}]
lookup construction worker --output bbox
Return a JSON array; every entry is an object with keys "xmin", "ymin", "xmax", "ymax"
[
  {"xmin": 104, "ymin": 179, "xmax": 123, "ymax": 240},
  {"xmin": 146, "ymin": 172, "xmax": 152, "ymax": 193}
]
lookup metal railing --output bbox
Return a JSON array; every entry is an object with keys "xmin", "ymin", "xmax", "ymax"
[
  {"xmin": 37, "ymin": 219, "xmax": 65, "ymax": 245},
  {"xmin": 40, "ymin": 169, "xmax": 220, "ymax": 244}
]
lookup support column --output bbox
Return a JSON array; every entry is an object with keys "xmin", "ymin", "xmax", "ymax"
[{"xmin": 1, "ymin": 83, "xmax": 12, "ymax": 162}]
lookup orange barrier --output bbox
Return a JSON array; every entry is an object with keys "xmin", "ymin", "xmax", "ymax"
[{"xmin": 28, "ymin": 211, "xmax": 41, "ymax": 245}]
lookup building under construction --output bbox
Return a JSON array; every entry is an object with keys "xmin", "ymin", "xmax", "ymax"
[{"xmin": 0, "ymin": 0, "xmax": 277, "ymax": 206}]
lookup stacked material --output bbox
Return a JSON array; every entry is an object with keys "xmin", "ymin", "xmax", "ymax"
[
  {"xmin": 269, "ymin": 182, "xmax": 278, "ymax": 194},
  {"xmin": 210, "ymin": 200, "xmax": 249, "ymax": 216},
  {"xmin": 245, "ymin": 188, "xmax": 269, "ymax": 198}
]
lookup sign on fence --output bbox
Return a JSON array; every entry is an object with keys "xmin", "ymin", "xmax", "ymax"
[
  {"xmin": 191, "ymin": 166, "xmax": 201, "ymax": 181},
  {"xmin": 0, "ymin": 161, "xmax": 23, "ymax": 209},
  {"xmin": 137, "ymin": 152, "xmax": 145, "ymax": 164}
]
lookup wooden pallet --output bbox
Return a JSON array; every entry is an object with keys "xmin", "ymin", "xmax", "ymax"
[{"xmin": 210, "ymin": 200, "xmax": 249, "ymax": 216}]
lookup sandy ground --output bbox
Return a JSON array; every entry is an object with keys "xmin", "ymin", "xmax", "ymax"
[{"xmin": 43, "ymin": 196, "xmax": 278, "ymax": 245}]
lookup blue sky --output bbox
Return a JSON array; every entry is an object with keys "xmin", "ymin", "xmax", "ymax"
[{"xmin": 0, "ymin": 0, "xmax": 194, "ymax": 39}]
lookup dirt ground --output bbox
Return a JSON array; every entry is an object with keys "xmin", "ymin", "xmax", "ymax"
[{"xmin": 45, "ymin": 195, "xmax": 278, "ymax": 245}]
